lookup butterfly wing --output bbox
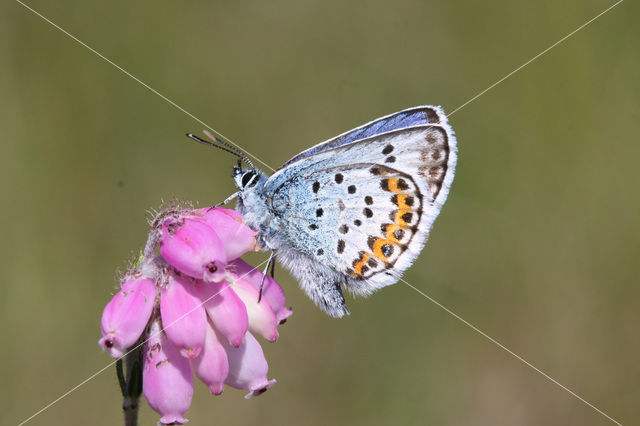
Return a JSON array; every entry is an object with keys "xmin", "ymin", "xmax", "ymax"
[
  {"xmin": 280, "ymin": 105, "xmax": 443, "ymax": 169},
  {"xmin": 265, "ymin": 108, "xmax": 456, "ymax": 293}
]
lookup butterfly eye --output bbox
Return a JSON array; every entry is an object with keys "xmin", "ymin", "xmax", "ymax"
[{"xmin": 241, "ymin": 171, "xmax": 256, "ymax": 188}]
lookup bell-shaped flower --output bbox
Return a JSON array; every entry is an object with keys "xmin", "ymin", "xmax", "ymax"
[
  {"xmin": 221, "ymin": 331, "xmax": 276, "ymax": 399},
  {"xmin": 160, "ymin": 271, "xmax": 207, "ymax": 359},
  {"xmin": 227, "ymin": 269, "xmax": 279, "ymax": 342},
  {"xmin": 99, "ymin": 275, "xmax": 156, "ymax": 358},
  {"xmin": 230, "ymin": 259, "xmax": 292, "ymax": 324},
  {"xmin": 143, "ymin": 321, "xmax": 194, "ymax": 425},
  {"xmin": 191, "ymin": 208, "xmax": 258, "ymax": 261},
  {"xmin": 191, "ymin": 320, "xmax": 229, "ymax": 395},
  {"xmin": 195, "ymin": 279, "xmax": 248, "ymax": 347},
  {"xmin": 160, "ymin": 216, "xmax": 227, "ymax": 282}
]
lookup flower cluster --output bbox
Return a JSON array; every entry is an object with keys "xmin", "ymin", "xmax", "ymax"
[{"xmin": 99, "ymin": 206, "xmax": 291, "ymax": 425}]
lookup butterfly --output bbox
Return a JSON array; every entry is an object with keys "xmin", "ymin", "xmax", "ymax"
[{"xmin": 188, "ymin": 106, "xmax": 457, "ymax": 317}]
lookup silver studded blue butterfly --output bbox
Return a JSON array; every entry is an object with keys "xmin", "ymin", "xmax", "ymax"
[{"xmin": 190, "ymin": 106, "xmax": 457, "ymax": 317}]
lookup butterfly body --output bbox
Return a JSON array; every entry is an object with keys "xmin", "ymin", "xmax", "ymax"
[{"xmin": 233, "ymin": 106, "xmax": 457, "ymax": 317}]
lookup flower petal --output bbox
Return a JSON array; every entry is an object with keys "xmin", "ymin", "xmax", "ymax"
[
  {"xmin": 192, "ymin": 208, "xmax": 258, "ymax": 261},
  {"xmin": 194, "ymin": 279, "xmax": 248, "ymax": 347},
  {"xmin": 160, "ymin": 217, "xmax": 227, "ymax": 282},
  {"xmin": 191, "ymin": 320, "xmax": 229, "ymax": 394},
  {"xmin": 143, "ymin": 321, "xmax": 193, "ymax": 425},
  {"xmin": 221, "ymin": 331, "xmax": 276, "ymax": 398},
  {"xmin": 227, "ymin": 271, "xmax": 279, "ymax": 342},
  {"xmin": 230, "ymin": 259, "xmax": 292, "ymax": 324},
  {"xmin": 99, "ymin": 276, "xmax": 156, "ymax": 358},
  {"xmin": 160, "ymin": 271, "xmax": 207, "ymax": 359}
]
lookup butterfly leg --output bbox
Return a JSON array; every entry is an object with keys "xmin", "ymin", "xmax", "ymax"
[
  {"xmin": 257, "ymin": 251, "xmax": 276, "ymax": 303},
  {"xmin": 212, "ymin": 191, "xmax": 239, "ymax": 209},
  {"xmin": 269, "ymin": 257, "xmax": 276, "ymax": 279}
]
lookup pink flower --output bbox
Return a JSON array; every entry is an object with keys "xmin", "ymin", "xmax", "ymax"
[
  {"xmin": 191, "ymin": 208, "xmax": 258, "ymax": 260},
  {"xmin": 191, "ymin": 320, "xmax": 229, "ymax": 395},
  {"xmin": 160, "ymin": 271, "xmax": 207, "ymax": 359},
  {"xmin": 143, "ymin": 321, "xmax": 193, "ymax": 425},
  {"xmin": 195, "ymin": 279, "xmax": 248, "ymax": 348},
  {"xmin": 230, "ymin": 259, "xmax": 293, "ymax": 324},
  {"xmin": 160, "ymin": 216, "xmax": 227, "ymax": 282},
  {"xmin": 99, "ymin": 205, "xmax": 291, "ymax": 424},
  {"xmin": 227, "ymin": 272, "xmax": 279, "ymax": 342},
  {"xmin": 99, "ymin": 275, "xmax": 156, "ymax": 358},
  {"xmin": 222, "ymin": 331, "xmax": 276, "ymax": 399}
]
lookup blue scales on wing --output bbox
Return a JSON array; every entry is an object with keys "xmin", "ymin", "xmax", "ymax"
[{"xmin": 279, "ymin": 106, "xmax": 443, "ymax": 169}]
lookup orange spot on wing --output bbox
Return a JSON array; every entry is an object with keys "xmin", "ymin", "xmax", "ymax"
[
  {"xmin": 393, "ymin": 193, "xmax": 412, "ymax": 227},
  {"xmin": 395, "ymin": 194, "xmax": 411, "ymax": 209},
  {"xmin": 387, "ymin": 178, "xmax": 400, "ymax": 192},
  {"xmin": 371, "ymin": 237, "xmax": 399, "ymax": 261},
  {"xmin": 353, "ymin": 253, "xmax": 370, "ymax": 275},
  {"xmin": 384, "ymin": 224, "xmax": 405, "ymax": 243}
]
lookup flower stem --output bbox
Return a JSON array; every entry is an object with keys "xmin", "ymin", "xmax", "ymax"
[{"xmin": 120, "ymin": 343, "xmax": 144, "ymax": 426}]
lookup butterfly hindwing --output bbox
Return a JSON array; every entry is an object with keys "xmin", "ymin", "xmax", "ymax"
[
  {"xmin": 265, "ymin": 114, "xmax": 456, "ymax": 295},
  {"xmin": 270, "ymin": 162, "xmax": 425, "ymax": 293}
]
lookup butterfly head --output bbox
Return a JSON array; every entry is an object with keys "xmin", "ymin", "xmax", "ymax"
[{"xmin": 232, "ymin": 161, "xmax": 262, "ymax": 191}]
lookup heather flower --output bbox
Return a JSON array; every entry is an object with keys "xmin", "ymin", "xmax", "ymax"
[
  {"xmin": 190, "ymin": 207, "xmax": 258, "ymax": 261},
  {"xmin": 195, "ymin": 279, "xmax": 248, "ymax": 347},
  {"xmin": 160, "ymin": 216, "xmax": 227, "ymax": 282},
  {"xmin": 160, "ymin": 270, "xmax": 207, "ymax": 359},
  {"xmin": 230, "ymin": 259, "xmax": 293, "ymax": 324},
  {"xmin": 222, "ymin": 330, "xmax": 276, "ymax": 398},
  {"xmin": 143, "ymin": 321, "xmax": 193, "ymax": 425},
  {"xmin": 227, "ymin": 271, "xmax": 279, "ymax": 342},
  {"xmin": 99, "ymin": 275, "xmax": 156, "ymax": 358},
  {"xmin": 99, "ymin": 205, "xmax": 291, "ymax": 425},
  {"xmin": 191, "ymin": 320, "xmax": 229, "ymax": 395}
]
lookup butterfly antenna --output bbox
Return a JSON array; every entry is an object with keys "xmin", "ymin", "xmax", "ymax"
[
  {"xmin": 202, "ymin": 130, "xmax": 256, "ymax": 170},
  {"xmin": 186, "ymin": 133, "xmax": 244, "ymax": 161}
]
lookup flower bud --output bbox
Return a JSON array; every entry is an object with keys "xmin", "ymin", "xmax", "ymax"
[
  {"xmin": 143, "ymin": 321, "xmax": 194, "ymax": 425},
  {"xmin": 195, "ymin": 279, "xmax": 248, "ymax": 347},
  {"xmin": 160, "ymin": 217, "xmax": 227, "ymax": 282},
  {"xmin": 99, "ymin": 276, "xmax": 156, "ymax": 358},
  {"xmin": 228, "ymin": 272, "xmax": 279, "ymax": 342},
  {"xmin": 191, "ymin": 320, "xmax": 229, "ymax": 395},
  {"xmin": 230, "ymin": 259, "xmax": 292, "ymax": 324},
  {"xmin": 192, "ymin": 208, "xmax": 258, "ymax": 261},
  {"xmin": 160, "ymin": 271, "xmax": 207, "ymax": 359}
]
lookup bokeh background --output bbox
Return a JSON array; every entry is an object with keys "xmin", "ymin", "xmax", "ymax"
[{"xmin": 2, "ymin": 0, "xmax": 638, "ymax": 425}]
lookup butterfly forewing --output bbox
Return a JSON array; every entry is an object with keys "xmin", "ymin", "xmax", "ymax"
[{"xmin": 280, "ymin": 106, "xmax": 444, "ymax": 169}]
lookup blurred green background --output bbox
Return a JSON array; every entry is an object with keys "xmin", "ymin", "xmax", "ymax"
[{"xmin": 2, "ymin": 0, "xmax": 638, "ymax": 424}]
